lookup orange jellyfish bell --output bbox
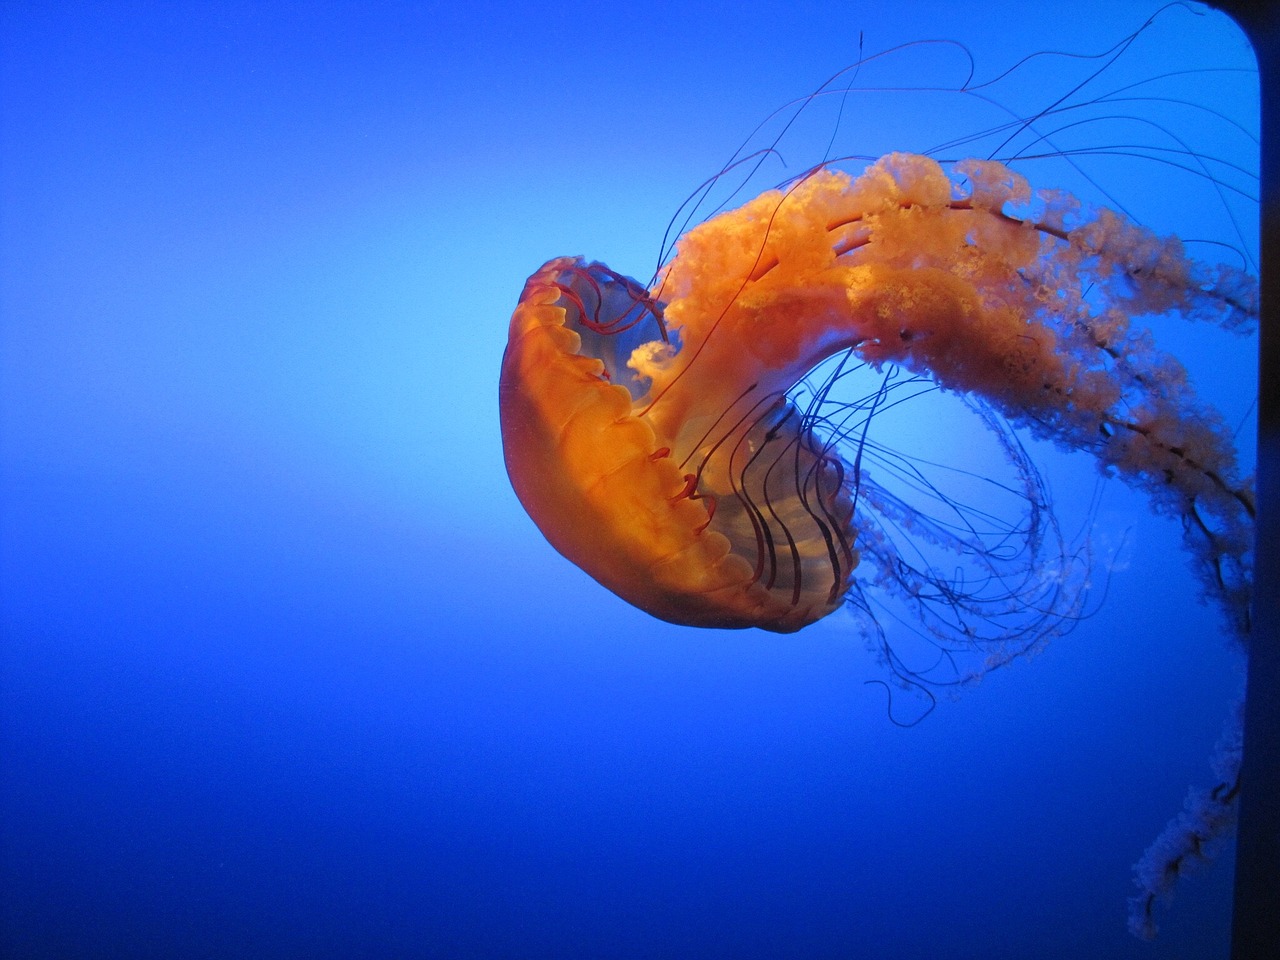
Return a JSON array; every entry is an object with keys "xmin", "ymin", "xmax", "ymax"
[
  {"xmin": 500, "ymin": 255, "xmax": 857, "ymax": 633},
  {"xmin": 501, "ymin": 153, "xmax": 1256, "ymax": 641}
]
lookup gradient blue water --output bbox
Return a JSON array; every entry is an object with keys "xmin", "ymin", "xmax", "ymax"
[{"xmin": 0, "ymin": 2, "xmax": 1258, "ymax": 958}]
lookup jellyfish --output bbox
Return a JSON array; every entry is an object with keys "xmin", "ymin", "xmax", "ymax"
[{"xmin": 499, "ymin": 10, "xmax": 1258, "ymax": 941}]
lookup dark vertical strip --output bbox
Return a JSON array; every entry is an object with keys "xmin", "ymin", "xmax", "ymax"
[{"xmin": 1214, "ymin": 2, "xmax": 1280, "ymax": 958}]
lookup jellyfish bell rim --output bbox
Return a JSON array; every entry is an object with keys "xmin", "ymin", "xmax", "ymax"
[{"xmin": 499, "ymin": 255, "xmax": 842, "ymax": 633}]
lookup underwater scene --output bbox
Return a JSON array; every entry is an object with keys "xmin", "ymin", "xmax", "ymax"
[{"xmin": 0, "ymin": 2, "xmax": 1260, "ymax": 958}]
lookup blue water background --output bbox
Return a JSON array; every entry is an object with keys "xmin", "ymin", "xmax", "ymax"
[{"xmin": 0, "ymin": 2, "xmax": 1259, "ymax": 957}]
